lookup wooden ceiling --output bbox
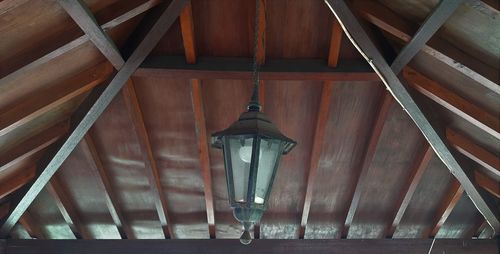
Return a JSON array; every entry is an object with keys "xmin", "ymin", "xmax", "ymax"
[{"xmin": 0, "ymin": 0, "xmax": 498, "ymax": 242}]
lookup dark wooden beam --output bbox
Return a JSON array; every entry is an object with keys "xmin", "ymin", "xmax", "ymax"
[
  {"xmin": 136, "ymin": 56, "xmax": 378, "ymax": 81},
  {"xmin": 179, "ymin": 1, "xmax": 196, "ymax": 64},
  {"xmin": 390, "ymin": 0, "xmax": 463, "ymax": 74},
  {"xmin": 46, "ymin": 176, "xmax": 92, "ymax": 239},
  {"xmin": 0, "ymin": 203, "xmax": 9, "ymax": 220},
  {"xmin": 328, "ymin": 21, "xmax": 343, "ymax": 68},
  {"xmin": 299, "ymin": 82, "xmax": 334, "ymax": 239},
  {"xmin": 446, "ymin": 128, "xmax": 499, "ymax": 177},
  {"xmin": 0, "ymin": 121, "xmax": 69, "ymax": 172},
  {"xmin": 386, "ymin": 144, "xmax": 433, "ymax": 237},
  {"xmin": 122, "ymin": 81, "xmax": 172, "ymax": 239},
  {"xmin": 0, "ymin": 62, "xmax": 112, "ymax": 138},
  {"xmin": 0, "ymin": 0, "xmax": 30, "ymax": 15},
  {"xmin": 325, "ymin": 0, "xmax": 500, "ymax": 235},
  {"xmin": 429, "ymin": 180, "xmax": 464, "ymax": 237},
  {"xmin": 0, "ymin": 0, "xmax": 161, "ymax": 86},
  {"xmin": 353, "ymin": 0, "xmax": 500, "ymax": 95},
  {"xmin": 0, "ymin": 0, "xmax": 188, "ymax": 236},
  {"xmin": 1, "ymin": 239, "xmax": 498, "ymax": 254},
  {"xmin": 342, "ymin": 92, "xmax": 393, "ymax": 237},
  {"xmin": 57, "ymin": 0, "xmax": 124, "ymax": 69},
  {"xmin": 18, "ymin": 212, "xmax": 45, "ymax": 239},
  {"xmin": 82, "ymin": 134, "xmax": 134, "ymax": 239},
  {"xmin": 474, "ymin": 171, "xmax": 500, "ymax": 199},
  {"xmin": 255, "ymin": 0, "xmax": 266, "ymax": 65},
  {"xmin": 190, "ymin": 79, "xmax": 216, "ymax": 239},
  {"xmin": 0, "ymin": 166, "xmax": 36, "ymax": 200},
  {"xmin": 404, "ymin": 68, "xmax": 500, "ymax": 139}
]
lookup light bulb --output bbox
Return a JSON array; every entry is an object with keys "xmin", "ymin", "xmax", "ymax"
[{"xmin": 239, "ymin": 146, "xmax": 253, "ymax": 163}]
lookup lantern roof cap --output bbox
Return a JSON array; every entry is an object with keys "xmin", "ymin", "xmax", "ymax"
[{"xmin": 211, "ymin": 111, "xmax": 296, "ymax": 154}]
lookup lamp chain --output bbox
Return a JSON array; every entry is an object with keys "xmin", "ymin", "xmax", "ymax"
[{"xmin": 248, "ymin": 0, "xmax": 264, "ymax": 112}]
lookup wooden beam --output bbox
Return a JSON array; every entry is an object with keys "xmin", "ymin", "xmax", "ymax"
[
  {"xmin": 325, "ymin": 0, "xmax": 500, "ymax": 235},
  {"xmin": 136, "ymin": 56, "xmax": 378, "ymax": 81},
  {"xmin": 0, "ymin": 0, "xmax": 188, "ymax": 237},
  {"xmin": 328, "ymin": 21, "xmax": 343, "ymax": 68},
  {"xmin": 342, "ymin": 92, "xmax": 393, "ymax": 237},
  {"xmin": 0, "ymin": 203, "xmax": 9, "ymax": 220},
  {"xmin": 179, "ymin": 1, "xmax": 196, "ymax": 64},
  {"xmin": 0, "ymin": 0, "xmax": 30, "ymax": 15},
  {"xmin": 474, "ymin": 171, "xmax": 500, "ymax": 199},
  {"xmin": 122, "ymin": 81, "xmax": 172, "ymax": 239},
  {"xmin": 0, "ymin": 0, "xmax": 161, "ymax": 86},
  {"xmin": 390, "ymin": 0, "xmax": 463, "ymax": 74},
  {"xmin": 0, "ymin": 62, "xmax": 112, "ymax": 138},
  {"xmin": 446, "ymin": 128, "xmax": 499, "ymax": 177},
  {"xmin": 386, "ymin": 144, "xmax": 433, "ymax": 237},
  {"xmin": 0, "ymin": 166, "xmax": 36, "ymax": 200},
  {"xmin": 190, "ymin": 79, "xmax": 216, "ymax": 238},
  {"xmin": 46, "ymin": 176, "xmax": 92, "ymax": 239},
  {"xmin": 57, "ymin": 0, "xmax": 124, "ymax": 69},
  {"xmin": 353, "ymin": 0, "xmax": 500, "ymax": 95},
  {"xmin": 18, "ymin": 212, "xmax": 45, "ymax": 239},
  {"xmin": 429, "ymin": 180, "xmax": 464, "ymax": 237},
  {"xmin": 299, "ymin": 82, "xmax": 334, "ymax": 239},
  {"xmin": 0, "ymin": 121, "xmax": 69, "ymax": 172},
  {"xmin": 82, "ymin": 134, "xmax": 134, "ymax": 239},
  {"xmin": 255, "ymin": 0, "xmax": 266, "ymax": 65},
  {"xmin": 404, "ymin": 68, "xmax": 500, "ymax": 139},
  {"xmin": 1, "ymin": 239, "xmax": 498, "ymax": 254}
]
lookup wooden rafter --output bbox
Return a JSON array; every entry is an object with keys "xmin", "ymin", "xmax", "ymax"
[
  {"xmin": 0, "ymin": 62, "xmax": 112, "ymax": 137},
  {"xmin": 0, "ymin": 0, "xmax": 189, "ymax": 236},
  {"xmin": 390, "ymin": 0, "xmax": 463, "ymax": 74},
  {"xmin": 386, "ymin": 144, "xmax": 433, "ymax": 237},
  {"xmin": 0, "ymin": 202, "xmax": 9, "ymax": 220},
  {"xmin": 82, "ymin": 134, "xmax": 135, "ymax": 239},
  {"xmin": 57, "ymin": 0, "xmax": 124, "ymax": 69},
  {"xmin": 122, "ymin": 81, "xmax": 173, "ymax": 239},
  {"xmin": 342, "ymin": 92, "xmax": 393, "ymax": 237},
  {"xmin": 474, "ymin": 171, "xmax": 500, "ymax": 199},
  {"xmin": 255, "ymin": 0, "xmax": 266, "ymax": 65},
  {"xmin": 0, "ymin": 0, "xmax": 161, "ymax": 86},
  {"xmin": 137, "ymin": 56, "xmax": 378, "ymax": 81},
  {"xmin": 325, "ymin": 0, "xmax": 500, "ymax": 235},
  {"xmin": 0, "ymin": 121, "xmax": 69, "ymax": 172},
  {"xmin": 404, "ymin": 68, "xmax": 500, "ymax": 140},
  {"xmin": 353, "ymin": 0, "xmax": 500, "ymax": 95},
  {"xmin": 180, "ymin": 1, "xmax": 196, "ymax": 64},
  {"xmin": 429, "ymin": 180, "xmax": 464, "ymax": 237},
  {"xmin": 19, "ymin": 211, "xmax": 44, "ymax": 239},
  {"xmin": 0, "ymin": 166, "xmax": 36, "ymax": 200},
  {"xmin": 446, "ymin": 128, "xmax": 499, "ymax": 177},
  {"xmin": 190, "ymin": 79, "xmax": 216, "ymax": 239},
  {"xmin": 46, "ymin": 176, "xmax": 92, "ymax": 239},
  {"xmin": 299, "ymin": 82, "xmax": 334, "ymax": 239},
  {"xmin": 328, "ymin": 21, "xmax": 343, "ymax": 68}
]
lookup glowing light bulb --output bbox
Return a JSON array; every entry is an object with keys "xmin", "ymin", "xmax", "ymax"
[
  {"xmin": 239, "ymin": 146, "xmax": 253, "ymax": 163},
  {"xmin": 255, "ymin": 196, "xmax": 264, "ymax": 204}
]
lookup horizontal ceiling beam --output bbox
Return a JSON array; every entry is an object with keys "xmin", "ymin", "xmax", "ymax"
[
  {"xmin": 135, "ymin": 56, "xmax": 379, "ymax": 81},
  {"xmin": 0, "ymin": 0, "xmax": 189, "ymax": 237},
  {"xmin": 1, "ymin": 239, "xmax": 497, "ymax": 254},
  {"xmin": 324, "ymin": 0, "xmax": 500, "ymax": 235}
]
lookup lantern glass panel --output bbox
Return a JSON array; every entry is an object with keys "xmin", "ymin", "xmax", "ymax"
[
  {"xmin": 254, "ymin": 139, "xmax": 282, "ymax": 204},
  {"xmin": 227, "ymin": 136, "xmax": 254, "ymax": 203}
]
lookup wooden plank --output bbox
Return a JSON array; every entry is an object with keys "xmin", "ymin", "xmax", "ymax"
[
  {"xmin": 429, "ymin": 180, "xmax": 464, "ymax": 237},
  {"xmin": 328, "ymin": 21, "xmax": 343, "ymax": 68},
  {"xmin": 404, "ymin": 68, "xmax": 500, "ymax": 139},
  {"xmin": 81, "ymin": 134, "xmax": 134, "ymax": 239},
  {"xmin": 0, "ymin": 0, "xmax": 30, "ymax": 15},
  {"xmin": 474, "ymin": 171, "xmax": 500, "ymax": 199},
  {"xmin": 325, "ymin": 0, "xmax": 500, "ymax": 235},
  {"xmin": 2, "ymin": 239, "xmax": 498, "ymax": 254},
  {"xmin": 390, "ymin": 0, "xmax": 463, "ymax": 74},
  {"xmin": 299, "ymin": 82, "xmax": 334, "ymax": 239},
  {"xmin": 190, "ymin": 79, "xmax": 216, "ymax": 238},
  {"xmin": 18, "ymin": 212, "xmax": 44, "ymax": 239},
  {"xmin": 0, "ymin": 0, "xmax": 188, "ymax": 237},
  {"xmin": 57, "ymin": 0, "xmax": 124, "ymax": 69},
  {"xmin": 136, "ymin": 56, "xmax": 378, "ymax": 81},
  {"xmin": 0, "ymin": 166, "xmax": 36, "ymax": 200},
  {"xmin": 386, "ymin": 144, "xmax": 433, "ymax": 237},
  {"xmin": 446, "ymin": 128, "xmax": 499, "ymax": 177},
  {"xmin": 179, "ymin": 1, "xmax": 196, "ymax": 64},
  {"xmin": 0, "ymin": 62, "xmax": 112, "ymax": 138},
  {"xmin": 0, "ymin": 121, "xmax": 69, "ymax": 172},
  {"xmin": 122, "ymin": 81, "xmax": 172, "ymax": 239},
  {"xmin": 255, "ymin": 0, "xmax": 266, "ymax": 64},
  {"xmin": 353, "ymin": 0, "xmax": 500, "ymax": 95},
  {"xmin": 46, "ymin": 176, "xmax": 92, "ymax": 239},
  {"xmin": 0, "ymin": 0, "xmax": 161, "ymax": 86},
  {"xmin": 342, "ymin": 92, "xmax": 393, "ymax": 237}
]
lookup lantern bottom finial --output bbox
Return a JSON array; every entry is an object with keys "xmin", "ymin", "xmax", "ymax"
[{"xmin": 240, "ymin": 229, "xmax": 252, "ymax": 245}]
